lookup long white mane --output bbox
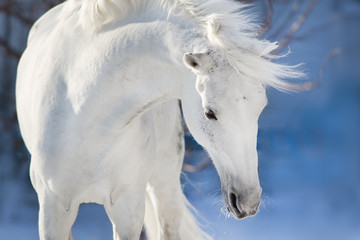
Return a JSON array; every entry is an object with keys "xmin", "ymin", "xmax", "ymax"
[{"xmin": 64, "ymin": 0, "xmax": 304, "ymax": 91}]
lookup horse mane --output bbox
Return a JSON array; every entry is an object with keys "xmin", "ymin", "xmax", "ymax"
[{"xmin": 65, "ymin": 0, "xmax": 305, "ymax": 91}]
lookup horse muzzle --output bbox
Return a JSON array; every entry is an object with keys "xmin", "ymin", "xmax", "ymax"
[{"xmin": 222, "ymin": 186, "xmax": 262, "ymax": 219}]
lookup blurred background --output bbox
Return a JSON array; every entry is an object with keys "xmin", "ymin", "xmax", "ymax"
[{"xmin": 0, "ymin": 0, "xmax": 359, "ymax": 239}]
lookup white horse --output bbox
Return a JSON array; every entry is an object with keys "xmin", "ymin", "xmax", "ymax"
[{"xmin": 16, "ymin": 0, "xmax": 303, "ymax": 239}]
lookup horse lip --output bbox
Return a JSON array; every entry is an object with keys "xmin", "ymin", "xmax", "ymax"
[
  {"xmin": 230, "ymin": 206, "xmax": 247, "ymax": 219},
  {"xmin": 228, "ymin": 204, "xmax": 259, "ymax": 220}
]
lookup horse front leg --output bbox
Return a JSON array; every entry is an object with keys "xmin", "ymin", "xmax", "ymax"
[
  {"xmin": 148, "ymin": 156, "xmax": 210, "ymax": 240},
  {"xmin": 105, "ymin": 186, "xmax": 147, "ymax": 240},
  {"xmin": 148, "ymin": 139, "xmax": 185, "ymax": 239},
  {"xmin": 148, "ymin": 177, "xmax": 184, "ymax": 240},
  {"xmin": 144, "ymin": 101, "xmax": 188, "ymax": 240},
  {"xmin": 37, "ymin": 191, "xmax": 79, "ymax": 240}
]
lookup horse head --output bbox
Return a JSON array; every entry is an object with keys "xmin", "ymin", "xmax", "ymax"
[{"xmin": 182, "ymin": 49, "xmax": 267, "ymax": 219}]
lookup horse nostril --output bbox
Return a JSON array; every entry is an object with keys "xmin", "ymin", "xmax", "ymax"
[
  {"xmin": 228, "ymin": 192, "xmax": 248, "ymax": 219},
  {"xmin": 229, "ymin": 192, "xmax": 240, "ymax": 214}
]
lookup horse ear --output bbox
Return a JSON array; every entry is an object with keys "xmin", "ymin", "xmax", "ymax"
[{"xmin": 183, "ymin": 53, "xmax": 211, "ymax": 72}]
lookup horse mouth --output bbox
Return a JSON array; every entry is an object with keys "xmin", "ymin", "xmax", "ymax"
[{"xmin": 226, "ymin": 202, "xmax": 259, "ymax": 220}]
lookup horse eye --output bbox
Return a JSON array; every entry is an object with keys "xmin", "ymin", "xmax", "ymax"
[{"xmin": 204, "ymin": 109, "xmax": 217, "ymax": 120}]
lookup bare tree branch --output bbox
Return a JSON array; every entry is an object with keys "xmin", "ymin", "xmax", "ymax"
[
  {"xmin": 0, "ymin": 2, "xmax": 35, "ymax": 26},
  {"xmin": 183, "ymin": 158, "xmax": 212, "ymax": 173},
  {"xmin": 291, "ymin": 14, "xmax": 357, "ymax": 42},
  {"xmin": 290, "ymin": 48, "xmax": 342, "ymax": 91},
  {"xmin": 0, "ymin": 0, "xmax": 12, "ymax": 10},
  {"xmin": 258, "ymin": 0, "xmax": 273, "ymax": 36},
  {"xmin": 269, "ymin": 0, "xmax": 304, "ymax": 40},
  {"xmin": 312, "ymin": 48, "xmax": 342, "ymax": 88},
  {"xmin": 0, "ymin": 37, "xmax": 21, "ymax": 59},
  {"xmin": 272, "ymin": 0, "xmax": 320, "ymax": 55},
  {"xmin": 5, "ymin": 8, "xmax": 34, "ymax": 26}
]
